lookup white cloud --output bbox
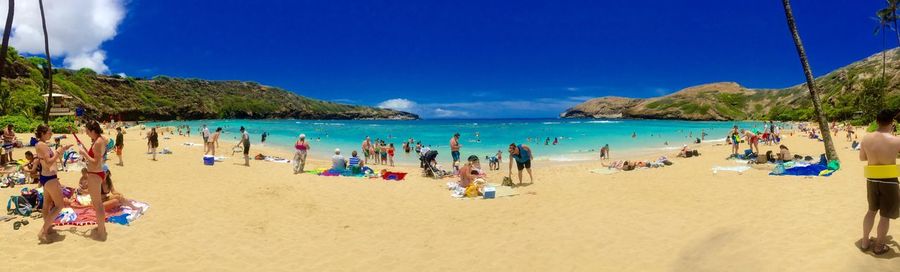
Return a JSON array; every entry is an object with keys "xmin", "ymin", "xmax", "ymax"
[
  {"xmin": 377, "ymin": 97, "xmax": 586, "ymax": 119},
  {"xmin": 0, "ymin": 0, "xmax": 127, "ymax": 74},
  {"xmin": 116, "ymin": 72, "xmax": 127, "ymax": 78},
  {"xmin": 377, "ymin": 98, "xmax": 418, "ymax": 112},
  {"xmin": 566, "ymin": 87, "xmax": 580, "ymax": 91},
  {"xmin": 433, "ymin": 108, "xmax": 469, "ymax": 118}
]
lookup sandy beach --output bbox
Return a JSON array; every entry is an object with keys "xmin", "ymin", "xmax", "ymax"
[{"xmin": 0, "ymin": 126, "xmax": 898, "ymax": 271}]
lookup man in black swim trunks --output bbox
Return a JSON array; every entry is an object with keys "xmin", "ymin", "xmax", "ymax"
[{"xmin": 859, "ymin": 109, "xmax": 900, "ymax": 255}]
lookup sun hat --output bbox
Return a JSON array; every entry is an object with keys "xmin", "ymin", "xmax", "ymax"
[{"xmin": 299, "ymin": 134, "xmax": 306, "ymax": 139}]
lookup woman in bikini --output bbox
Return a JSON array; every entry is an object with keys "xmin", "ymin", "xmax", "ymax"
[
  {"xmin": 35, "ymin": 124, "xmax": 73, "ymax": 243},
  {"xmin": 78, "ymin": 121, "xmax": 109, "ymax": 240}
]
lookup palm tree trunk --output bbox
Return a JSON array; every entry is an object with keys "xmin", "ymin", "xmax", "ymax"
[
  {"xmin": 39, "ymin": 0, "xmax": 53, "ymax": 124},
  {"xmin": 781, "ymin": 0, "xmax": 839, "ymax": 161},
  {"xmin": 884, "ymin": 25, "xmax": 887, "ymax": 80},
  {"xmin": 0, "ymin": 0, "xmax": 14, "ymax": 116}
]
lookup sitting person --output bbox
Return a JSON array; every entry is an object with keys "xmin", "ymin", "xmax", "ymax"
[
  {"xmin": 458, "ymin": 155, "xmax": 485, "ymax": 188},
  {"xmin": 777, "ymin": 145, "xmax": 792, "ymax": 162},
  {"xmin": 68, "ymin": 168, "xmax": 136, "ymax": 211},
  {"xmin": 348, "ymin": 150, "xmax": 364, "ymax": 173},
  {"xmin": 22, "ymin": 151, "xmax": 39, "ymax": 183},
  {"xmin": 677, "ymin": 145, "xmax": 691, "ymax": 158},
  {"xmin": 331, "ymin": 148, "xmax": 347, "ymax": 170}
]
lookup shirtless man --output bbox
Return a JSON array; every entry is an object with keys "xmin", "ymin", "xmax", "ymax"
[
  {"xmin": 361, "ymin": 136, "xmax": 372, "ymax": 164},
  {"xmin": 858, "ymin": 109, "xmax": 900, "ymax": 255},
  {"xmin": 450, "ymin": 133, "xmax": 462, "ymax": 164},
  {"xmin": 3, "ymin": 124, "xmax": 15, "ymax": 161}
]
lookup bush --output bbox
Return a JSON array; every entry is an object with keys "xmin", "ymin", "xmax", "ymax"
[
  {"xmin": 0, "ymin": 115, "xmax": 39, "ymax": 133},
  {"xmin": 0, "ymin": 115, "xmax": 78, "ymax": 135}
]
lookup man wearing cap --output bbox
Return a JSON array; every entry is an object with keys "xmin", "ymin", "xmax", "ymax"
[
  {"xmin": 331, "ymin": 148, "xmax": 347, "ymax": 170},
  {"xmin": 450, "ymin": 132, "xmax": 462, "ymax": 164}
]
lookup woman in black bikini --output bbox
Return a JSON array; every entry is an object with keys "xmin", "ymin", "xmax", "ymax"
[
  {"xmin": 78, "ymin": 121, "xmax": 109, "ymax": 240},
  {"xmin": 35, "ymin": 124, "xmax": 73, "ymax": 243}
]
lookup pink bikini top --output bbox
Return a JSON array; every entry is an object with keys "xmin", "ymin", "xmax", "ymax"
[{"xmin": 295, "ymin": 142, "xmax": 308, "ymax": 151}]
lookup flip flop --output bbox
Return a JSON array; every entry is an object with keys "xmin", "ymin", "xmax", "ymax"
[
  {"xmin": 859, "ymin": 238, "xmax": 874, "ymax": 252},
  {"xmin": 13, "ymin": 221, "xmax": 21, "ymax": 230},
  {"xmin": 873, "ymin": 243, "xmax": 891, "ymax": 255}
]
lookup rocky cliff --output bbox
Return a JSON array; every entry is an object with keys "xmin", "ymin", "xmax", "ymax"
[{"xmin": 561, "ymin": 48, "xmax": 900, "ymax": 122}]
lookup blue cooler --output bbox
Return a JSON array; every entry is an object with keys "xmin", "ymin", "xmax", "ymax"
[
  {"xmin": 482, "ymin": 186, "xmax": 496, "ymax": 199},
  {"xmin": 203, "ymin": 155, "xmax": 215, "ymax": 166}
]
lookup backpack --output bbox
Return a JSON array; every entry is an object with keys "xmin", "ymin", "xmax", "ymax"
[
  {"xmin": 6, "ymin": 195, "xmax": 33, "ymax": 216},
  {"xmin": 20, "ymin": 188, "xmax": 42, "ymax": 209}
]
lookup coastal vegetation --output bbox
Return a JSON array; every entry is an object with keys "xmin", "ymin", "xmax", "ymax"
[{"xmin": 0, "ymin": 47, "xmax": 417, "ymax": 121}]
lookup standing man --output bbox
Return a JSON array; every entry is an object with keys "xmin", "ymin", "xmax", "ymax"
[
  {"xmin": 858, "ymin": 109, "xmax": 900, "ymax": 255},
  {"xmin": 201, "ymin": 124, "xmax": 211, "ymax": 153},
  {"xmin": 114, "ymin": 127, "xmax": 125, "ymax": 166},
  {"xmin": 450, "ymin": 132, "xmax": 462, "ymax": 164},
  {"xmin": 3, "ymin": 124, "xmax": 16, "ymax": 162},
  {"xmin": 362, "ymin": 136, "xmax": 372, "ymax": 164},
  {"xmin": 238, "ymin": 126, "xmax": 251, "ymax": 166},
  {"xmin": 508, "ymin": 143, "xmax": 534, "ymax": 185},
  {"xmin": 261, "ymin": 131, "xmax": 268, "ymax": 145}
]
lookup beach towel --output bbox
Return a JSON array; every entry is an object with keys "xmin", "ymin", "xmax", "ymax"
[
  {"xmin": 770, "ymin": 156, "xmax": 836, "ymax": 177},
  {"xmin": 53, "ymin": 200, "xmax": 150, "ymax": 226},
  {"xmin": 381, "ymin": 172, "xmax": 407, "ymax": 181},
  {"xmin": 712, "ymin": 166, "xmax": 751, "ymax": 173}
]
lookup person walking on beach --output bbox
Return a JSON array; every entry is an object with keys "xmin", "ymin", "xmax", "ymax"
[
  {"xmin": 508, "ymin": 143, "xmax": 534, "ymax": 185},
  {"xmin": 238, "ymin": 126, "xmax": 251, "ymax": 166},
  {"xmin": 261, "ymin": 132, "xmax": 268, "ymax": 144},
  {"xmin": 147, "ymin": 127, "xmax": 159, "ymax": 161},
  {"xmin": 600, "ymin": 144, "xmax": 610, "ymax": 160},
  {"xmin": 858, "ymin": 110, "xmax": 900, "ymax": 255},
  {"xmin": 450, "ymin": 132, "xmax": 462, "ymax": 164},
  {"xmin": 206, "ymin": 127, "xmax": 221, "ymax": 156},
  {"xmin": 201, "ymin": 124, "xmax": 210, "ymax": 153},
  {"xmin": 3, "ymin": 124, "xmax": 16, "ymax": 161},
  {"xmin": 362, "ymin": 136, "xmax": 372, "ymax": 164},
  {"xmin": 293, "ymin": 134, "xmax": 310, "ymax": 174},
  {"xmin": 114, "ymin": 127, "xmax": 124, "ymax": 166}
]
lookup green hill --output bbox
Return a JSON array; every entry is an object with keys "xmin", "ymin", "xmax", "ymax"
[
  {"xmin": 0, "ymin": 47, "xmax": 417, "ymax": 121},
  {"xmin": 561, "ymin": 48, "xmax": 900, "ymax": 123}
]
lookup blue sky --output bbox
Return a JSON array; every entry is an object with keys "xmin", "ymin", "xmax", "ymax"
[{"xmin": 6, "ymin": 0, "xmax": 892, "ymax": 118}]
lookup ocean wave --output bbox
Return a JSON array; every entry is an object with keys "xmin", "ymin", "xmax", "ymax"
[
  {"xmin": 542, "ymin": 122, "xmax": 561, "ymax": 125},
  {"xmin": 587, "ymin": 120, "xmax": 622, "ymax": 124},
  {"xmin": 312, "ymin": 122, "xmax": 345, "ymax": 126}
]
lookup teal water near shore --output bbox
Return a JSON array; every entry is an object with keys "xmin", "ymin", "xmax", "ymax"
[{"xmin": 146, "ymin": 119, "xmax": 772, "ymax": 164}]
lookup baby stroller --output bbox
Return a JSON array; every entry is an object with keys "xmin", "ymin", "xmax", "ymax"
[{"xmin": 420, "ymin": 150, "xmax": 445, "ymax": 178}]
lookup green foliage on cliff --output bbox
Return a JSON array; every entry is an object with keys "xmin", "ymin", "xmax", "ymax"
[{"xmin": 0, "ymin": 47, "xmax": 417, "ymax": 121}]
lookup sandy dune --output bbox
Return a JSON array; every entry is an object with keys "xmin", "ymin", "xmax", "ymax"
[{"xmin": 0, "ymin": 126, "xmax": 898, "ymax": 271}]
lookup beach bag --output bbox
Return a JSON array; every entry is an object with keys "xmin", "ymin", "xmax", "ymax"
[
  {"xmin": 502, "ymin": 176, "xmax": 514, "ymax": 187},
  {"xmin": 21, "ymin": 188, "xmax": 42, "ymax": 209},
  {"xmin": 6, "ymin": 195, "xmax": 33, "ymax": 216},
  {"xmin": 465, "ymin": 184, "xmax": 480, "ymax": 198}
]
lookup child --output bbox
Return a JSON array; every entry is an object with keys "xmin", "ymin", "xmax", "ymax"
[
  {"xmin": 378, "ymin": 142, "xmax": 388, "ymax": 165},
  {"xmin": 22, "ymin": 151, "xmax": 39, "ymax": 183},
  {"xmin": 388, "ymin": 143, "xmax": 395, "ymax": 167}
]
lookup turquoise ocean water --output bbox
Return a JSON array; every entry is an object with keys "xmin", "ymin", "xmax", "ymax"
[{"xmin": 146, "ymin": 119, "xmax": 770, "ymax": 164}]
